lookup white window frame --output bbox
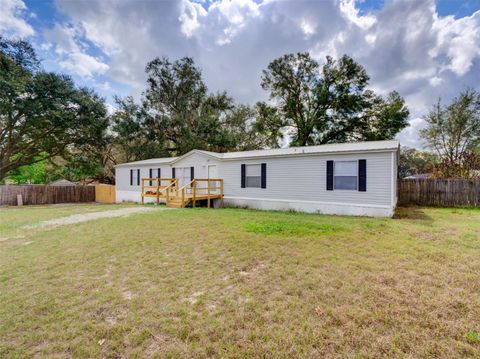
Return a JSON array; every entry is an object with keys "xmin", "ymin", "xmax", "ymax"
[
  {"xmin": 334, "ymin": 161, "xmax": 358, "ymax": 191},
  {"xmin": 245, "ymin": 164, "xmax": 262, "ymax": 188}
]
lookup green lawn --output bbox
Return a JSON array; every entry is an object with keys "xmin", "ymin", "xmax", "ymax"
[{"xmin": 1, "ymin": 205, "xmax": 480, "ymax": 358}]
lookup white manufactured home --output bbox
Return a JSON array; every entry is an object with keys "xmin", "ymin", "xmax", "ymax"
[{"xmin": 115, "ymin": 140, "xmax": 399, "ymax": 217}]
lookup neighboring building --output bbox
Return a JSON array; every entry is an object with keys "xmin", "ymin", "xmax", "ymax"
[
  {"xmin": 115, "ymin": 140, "xmax": 400, "ymax": 217},
  {"xmin": 404, "ymin": 173, "xmax": 432, "ymax": 179},
  {"xmin": 49, "ymin": 179, "xmax": 76, "ymax": 186}
]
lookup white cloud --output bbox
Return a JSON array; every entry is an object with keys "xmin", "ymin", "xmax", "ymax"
[
  {"xmin": 210, "ymin": 0, "xmax": 260, "ymax": 25},
  {"xmin": 58, "ymin": 52, "xmax": 109, "ymax": 78},
  {"xmin": 54, "ymin": 1, "xmax": 188, "ymax": 91},
  {"xmin": 0, "ymin": 0, "xmax": 34, "ymax": 38},
  {"xmin": 429, "ymin": 76, "xmax": 443, "ymax": 87},
  {"xmin": 46, "ymin": 0, "xmax": 480, "ymax": 148},
  {"xmin": 44, "ymin": 23, "xmax": 109, "ymax": 79},
  {"xmin": 44, "ymin": 23, "xmax": 82, "ymax": 54},
  {"xmin": 179, "ymin": 0, "xmax": 207, "ymax": 38},
  {"xmin": 339, "ymin": 0, "xmax": 376, "ymax": 30},
  {"xmin": 396, "ymin": 117, "xmax": 428, "ymax": 149},
  {"xmin": 105, "ymin": 102, "xmax": 117, "ymax": 115},
  {"xmin": 431, "ymin": 10, "xmax": 480, "ymax": 76},
  {"xmin": 206, "ymin": 0, "xmax": 261, "ymax": 45},
  {"xmin": 300, "ymin": 19, "xmax": 316, "ymax": 38}
]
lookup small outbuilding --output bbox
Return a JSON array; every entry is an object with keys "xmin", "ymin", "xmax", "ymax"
[
  {"xmin": 49, "ymin": 179, "xmax": 76, "ymax": 186},
  {"xmin": 115, "ymin": 140, "xmax": 400, "ymax": 217}
]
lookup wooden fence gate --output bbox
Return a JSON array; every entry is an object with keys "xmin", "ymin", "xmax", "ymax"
[{"xmin": 95, "ymin": 185, "xmax": 116, "ymax": 203}]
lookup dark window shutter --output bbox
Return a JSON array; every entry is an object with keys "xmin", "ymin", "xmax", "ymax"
[
  {"xmin": 358, "ymin": 159, "xmax": 367, "ymax": 192},
  {"xmin": 326, "ymin": 160, "xmax": 334, "ymax": 191},
  {"xmin": 241, "ymin": 164, "xmax": 246, "ymax": 188},
  {"xmin": 261, "ymin": 163, "xmax": 267, "ymax": 189},
  {"xmin": 172, "ymin": 167, "xmax": 175, "ymax": 178},
  {"xmin": 130, "ymin": 169, "xmax": 133, "ymax": 186},
  {"xmin": 149, "ymin": 168, "xmax": 153, "ymax": 186},
  {"xmin": 190, "ymin": 166, "xmax": 194, "ymax": 182},
  {"xmin": 137, "ymin": 169, "xmax": 140, "ymax": 186},
  {"xmin": 157, "ymin": 168, "xmax": 161, "ymax": 178}
]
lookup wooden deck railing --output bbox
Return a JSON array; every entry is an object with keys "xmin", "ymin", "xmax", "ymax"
[
  {"xmin": 141, "ymin": 177, "xmax": 223, "ymax": 207},
  {"xmin": 141, "ymin": 177, "xmax": 177, "ymax": 204},
  {"xmin": 197, "ymin": 178, "xmax": 223, "ymax": 208},
  {"xmin": 174, "ymin": 178, "xmax": 224, "ymax": 208}
]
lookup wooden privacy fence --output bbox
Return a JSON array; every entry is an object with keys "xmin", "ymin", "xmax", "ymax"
[
  {"xmin": 398, "ymin": 179, "xmax": 480, "ymax": 207},
  {"xmin": 0, "ymin": 185, "xmax": 95, "ymax": 206},
  {"xmin": 95, "ymin": 185, "xmax": 116, "ymax": 203}
]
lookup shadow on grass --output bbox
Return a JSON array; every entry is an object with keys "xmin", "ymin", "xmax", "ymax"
[{"xmin": 393, "ymin": 206, "xmax": 433, "ymax": 222}]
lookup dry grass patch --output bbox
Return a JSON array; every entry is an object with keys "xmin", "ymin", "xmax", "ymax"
[
  {"xmin": 0, "ymin": 203, "xmax": 136, "ymax": 240},
  {"xmin": 0, "ymin": 206, "xmax": 479, "ymax": 358}
]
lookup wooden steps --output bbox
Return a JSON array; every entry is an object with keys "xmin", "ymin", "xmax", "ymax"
[{"xmin": 166, "ymin": 197, "xmax": 191, "ymax": 208}]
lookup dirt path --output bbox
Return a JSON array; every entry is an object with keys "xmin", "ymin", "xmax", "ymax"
[{"xmin": 24, "ymin": 207, "xmax": 165, "ymax": 229}]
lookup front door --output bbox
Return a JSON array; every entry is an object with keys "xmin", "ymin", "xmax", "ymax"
[
  {"xmin": 176, "ymin": 167, "xmax": 190, "ymax": 188},
  {"xmin": 208, "ymin": 165, "xmax": 217, "ymax": 191}
]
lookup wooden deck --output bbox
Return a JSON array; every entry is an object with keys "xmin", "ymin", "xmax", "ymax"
[{"xmin": 141, "ymin": 178, "xmax": 224, "ymax": 208}]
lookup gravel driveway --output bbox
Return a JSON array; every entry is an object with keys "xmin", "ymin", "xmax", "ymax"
[{"xmin": 24, "ymin": 207, "xmax": 166, "ymax": 229}]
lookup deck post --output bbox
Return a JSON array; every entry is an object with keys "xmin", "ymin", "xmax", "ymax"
[
  {"xmin": 207, "ymin": 179, "xmax": 211, "ymax": 208},
  {"xmin": 193, "ymin": 180, "xmax": 196, "ymax": 208},
  {"xmin": 181, "ymin": 187, "xmax": 185, "ymax": 207},
  {"xmin": 141, "ymin": 178, "xmax": 144, "ymax": 205},
  {"xmin": 220, "ymin": 179, "xmax": 224, "ymax": 208},
  {"xmin": 156, "ymin": 178, "xmax": 160, "ymax": 205}
]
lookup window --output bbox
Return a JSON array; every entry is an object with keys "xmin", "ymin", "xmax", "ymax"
[
  {"xmin": 334, "ymin": 161, "xmax": 357, "ymax": 190},
  {"xmin": 245, "ymin": 164, "xmax": 261, "ymax": 188},
  {"xmin": 149, "ymin": 168, "xmax": 161, "ymax": 178},
  {"xmin": 131, "ymin": 169, "xmax": 140, "ymax": 186},
  {"xmin": 149, "ymin": 168, "xmax": 161, "ymax": 185}
]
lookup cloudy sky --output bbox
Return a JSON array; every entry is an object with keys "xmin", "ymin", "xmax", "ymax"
[{"xmin": 1, "ymin": 0, "xmax": 480, "ymax": 148}]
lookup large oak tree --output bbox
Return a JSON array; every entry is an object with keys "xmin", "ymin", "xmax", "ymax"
[
  {"xmin": 141, "ymin": 56, "xmax": 272, "ymax": 156},
  {"xmin": 255, "ymin": 53, "xmax": 410, "ymax": 146},
  {"xmin": 0, "ymin": 37, "xmax": 108, "ymax": 181}
]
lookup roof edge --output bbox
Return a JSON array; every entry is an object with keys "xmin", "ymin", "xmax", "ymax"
[
  {"xmin": 220, "ymin": 147, "xmax": 399, "ymax": 161},
  {"xmin": 114, "ymin": 141, "xmax": 400, "ymax": 167},
  {"xmin": 169, "ymin": 149, "xmax": 223, "ymax": 164},
  {"xmin": 114, "ymin": 157, "xmax": 176, "ymax": 168}
]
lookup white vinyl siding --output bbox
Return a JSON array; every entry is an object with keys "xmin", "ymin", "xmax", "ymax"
[
  {"xmin": 219, "ymin": 152, "xmax": 393, "ymax": 206},
  {"xmin": 173, "ymin": 153, "xmax": 220, "ymax": 179},
  {"xmin": 334, "ymin": 161, "xmax": 357, "ymax": 190},
  {"xmin": 116, "ymin": 166, "xmax": 170, "ymax": 191}
]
